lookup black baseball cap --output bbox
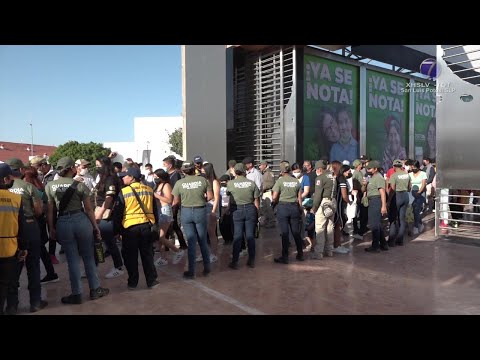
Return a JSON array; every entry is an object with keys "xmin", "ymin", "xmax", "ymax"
[
  {"xmin": 193, "ymin": 155, "xmax": 203, "ymax": 164},
  {"xmin": 118, "ymin": 167, "xmax": 141, "ymax": 180}
]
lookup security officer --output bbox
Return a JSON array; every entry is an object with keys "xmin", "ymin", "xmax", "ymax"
[
  {"xmin": 258, "ymin": 159, "xmax": 275, "ymax": 227},
  {"xmin": 388, "ymin": 159, "xmax": 411, "ymax": 246},
  {"xmin": 0, "ymin": 163, "xmax": 27, "ymax": 315},
  {"xmin": 5, "ymin": 158, "xmax": 47, "ymax": 313},
  {"xmin": 351, "ymin": 159, "xmax": 367, "ymax": 239},
  {"xmin": 113, "ymin": 167, "xmax": 159, "ymax": 289},
  {"xmin": 271, "ymin": 161, "xmax": 305, "ymax": 264},
  {"xmin": 172, "ymin": 161, "xmax": 213, "ymax": 279},
  {"xmin": 46, "ymin": 157, "xmax": 109, "ymax": 304},
  {"xmin": 311, "ymin": 160, "xmax": 335, "ymax": 259},
  {"xmin": 362, "ymin": 160, "xmax": 388, "ymax": 252},
  {"xmin": 227, "ymin": 163, "xmax": 260, "ymax": 269}
]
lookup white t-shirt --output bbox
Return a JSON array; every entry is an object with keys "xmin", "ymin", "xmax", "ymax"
[{"xmin": 409, "ymin": 171, "xmax": 427, "ymax": 197}]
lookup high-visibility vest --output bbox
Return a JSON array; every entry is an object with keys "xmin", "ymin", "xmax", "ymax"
[
  {"xmin": 121, "ymin": 182, "xmax": 155, "ymax": 229},
  {"xmin": 0, "ymin": 190, "xmax": 21, "ymax": 258}
]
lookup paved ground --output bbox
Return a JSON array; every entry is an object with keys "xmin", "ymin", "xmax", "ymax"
[{"xmin": 15, "ymin": 213, "xmax": 480, "ymax": 315}]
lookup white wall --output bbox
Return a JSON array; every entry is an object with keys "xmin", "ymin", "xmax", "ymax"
[{"xmin": 103, "ymin": 116, "xmax": 183, "ymax": 171}]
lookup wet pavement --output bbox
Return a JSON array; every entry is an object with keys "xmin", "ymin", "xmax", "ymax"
[{"xmin": 14, "ymin": 214, "xmax": 480, "ymax": 315}]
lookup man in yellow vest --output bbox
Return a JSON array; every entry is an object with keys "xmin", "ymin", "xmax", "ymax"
[
  {"xmin": 0, "ymin": 164, "xmax": 28, "ymax": 315},
  {"xmin": 113, "ymin": 167, "xmax": 159, "ymax": 290}
]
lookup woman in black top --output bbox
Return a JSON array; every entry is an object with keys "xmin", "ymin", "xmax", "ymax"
[
  {"xmin": 94, "ymin": 156, "xmax": 124, "ymax": 279},
  {"xmin": 333, "ymin": 164, "xmax": 351, "ymax": 254}
]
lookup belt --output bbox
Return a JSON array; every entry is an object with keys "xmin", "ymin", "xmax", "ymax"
[
  {"xmin": 59, "ymin": 209, "xmax": 83, "ymax": 217},
  {"xmin": 323, "ymin": 197, "xmax": 332, "ymax": 200},
  {"xmin": 278, "ymin": 201, "xmax": 298, "ymax": 205},
  {"xmin": 396, "ymin": 191, "xmax": 407, "ymax": 193},
  {"xmin": 182, "ymin": 205, "xmax": 206, "ymax": 209},
  {"xmin": 232, "ymin": 203, "xmax": 254, "ymax": 207}
]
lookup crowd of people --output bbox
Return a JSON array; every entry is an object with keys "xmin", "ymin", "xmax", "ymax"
[{"xmin": 0, "ymin": 149, "xmax": 440, "ymax": 315}]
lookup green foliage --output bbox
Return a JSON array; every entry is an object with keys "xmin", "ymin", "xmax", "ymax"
[
  {"xmin": 49, "ymin": 141, "xmax": 111, "ymax": 172},
  {"xmin": 168, "ymin": 128, "xmax": 183, "ymax": 156}
]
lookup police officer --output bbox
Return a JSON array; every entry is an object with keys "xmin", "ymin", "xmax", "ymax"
[
  {"xmin": 272, "ymin": 162, "xmax": 305, "ymax": 264},
  {"xmin": 0, "ymin": 163, "xmax": 28, "ymax": 315},
  {"xmin": 388, "ymin": 159, "xmax": 411, "ymax": 246},
  {"xmin": 46, "ymin": 157, "xmax": 109, "ymax": 304},
  {"xmin": 258, "ymin": 159, "xmax": 275, "ymax": 227},
  {"xmin": 312, "ymin": 160, "xmax": 335, "ymax": 259},
  {"xmin": 227, "ymin": 163, "xmax": 260, "ymax": 269},
  {"xmin": 362, "ymin": 160, "xmax": 388, "ymax": 252},
  {"xmin": 172, "ymin": 161, "xmax": 213, "ymax": 279},
  {"xmin": 113, "ymin": 167, "xmax": 159, "ymax": 289},
  {"xmin": 5, "ymin": 158, "xmax": 48, "ymax": 313}
]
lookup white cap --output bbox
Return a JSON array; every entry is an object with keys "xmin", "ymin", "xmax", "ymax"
[{"xmin": 342, "ymin": 160, "xmax": 350, "ymax": 166}]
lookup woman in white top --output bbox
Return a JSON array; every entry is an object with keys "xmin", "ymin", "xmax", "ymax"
[
  {"xmin": 153, "ymin": 169, "xmax": 185, "ymax": 266},
  {"xmin": 409, "ymin": 161, "xmax": 427, "ymax": 234}
]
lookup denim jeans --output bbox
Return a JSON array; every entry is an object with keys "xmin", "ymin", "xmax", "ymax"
[
  {"xmin": 181, "ymin": 206, "xmax": 211, "ymax": 274},
  {"xmin": 7, "ymin": 218, "xmax": 42, "ymax": 308},
  {"xmin": 57, "ymin": 212, "xmax": 100, "ymax": 295},
  {"xmin": 368, "ymin": 196, "xmax": 386, "ymax": 249},
  {"xmin": 276, "ymin": 203, "xmax": 304, "ymax": 259},
  {"xmin": 98, "ymin": 220, "xmax": 123, "ymax": 269},
  {"xmin": 395, "ymin": 192, "xmax": 409, "ymax": 244},
  {"xmin": 412, "ymin": 191, "xmax": 426, "ymax": 228},
  {"xmin": 231, "ymin": 204, "xmax": 257, "ymax": 263}
]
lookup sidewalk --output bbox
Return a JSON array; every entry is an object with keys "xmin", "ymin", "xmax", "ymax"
[{"xmin": 16, "ymin": 215, "xmax": 480, "ymax": 315}]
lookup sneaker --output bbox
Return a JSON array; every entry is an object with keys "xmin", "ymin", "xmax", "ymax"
[
  {"xmin": 412, "ymin": 227, "xmax": 419, "ymax": 235},
  {"xmin": 228, "ymin": 262, "xmax": 239, "ymax": 270},
  {"xmin": 172, "ymin": 249, "xmax": 185, "ymax": 265},
  {"xmin": 352, "ymin": 233, "xmax": 363, "ymax": 240},
  {"xmin": 296, "ymin": 253, "xmax": 305, "ymax": 261},
  {"xmin": 195, "ymin": 255, "xmax": 203, "ymax": 262},
  {"xmin": 333, "ymin": 246, "xmax": 350, "ymax": 254},
  {"xmin": 90, "ymin": 287, "xmax": 110, "ymax": 300},
  {"xmin": 311, "ymin": 252, "xmax": 323, "ymax": 260},
  {"xmin": 61, "ymin": 294, "xmax": 82, "ymax": 304},
  {"xmin": 50, "ymin": 254, "xmax": 59, "ymax": 264},
  {"xmin": 105, "ymin": 267, "xmax": 124, "ymax": 279},
  {"xmin": 148, "ymin": 280, "xmax": 160, "ymax": 289},
  {"xmin": 209, "ymin": 254, "xmax": 218, "ymax": 263},
  {"xmin": 239, "ymin": 249, "xmax": 248, "ymax": 258},
  {"xmin": 419, "ymin": 224, "xmax": 425, "ymax": 233},
  {"xmin": 324, "ymin": 251, "xmax": 334, "ymax": 257},
  {"xmin": 247, "ymin": 259, "xmax": 255, "ymax": 268},
  {"xmin": 41, "ymin": 273, "xmax": 59, "ymax": 284},
  {"xmin": 127, "ymin": 285, "xmax": 137, "ymax": 290},
  {"xmin": 30, "ymin": 300, "xmax": 48, "ymax": 313},
  {"xmin": 364, "ymin": 247, "xmax": 380, "ymax": 253},
  {"xmin": 274, "ymin": 257, "xmax": 289, "ymax": 264},
  {"xmin": 203, "ymin": 268, "xmax": 211, "ymax": 277},
  {"xmin": 154, "ymin": 257, "xmax": 168, "ymax": 266}
]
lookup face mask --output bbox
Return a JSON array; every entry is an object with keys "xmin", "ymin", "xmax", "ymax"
[
  {"xmin": 302, "ymin": 167, "xmax": 307, "ymax": 172},
  {"xmin": 80, "ymin": 168, "xmax": 89, "ymax": 176},
  {"xmin": 366, "ymin": 170, "xmax": 373, "ymax": 176},
  {"xmin": 346, "ymin": 173, "xmax": 352, "ymax": 179},
  {"xmin": 162, "ymin": 167, "xmax": 168, "ymax": 172},
  {"xmin": 404, "ymin": 165, "xmax": 410, "ymax": 172},
  {"xmin": 412, "ymin": 169, "xmax": 420, "ymax": 173},
  {"xmin": 293, "ymin": 172, "xmax": 301, "ymax": 178},
  {"xmin": 154, "ymin": 178, "xmax": 161, "ymax": 184},
  {"xmin": 96, "ymin": 167, "xmax": 105, "ymax": 174}
]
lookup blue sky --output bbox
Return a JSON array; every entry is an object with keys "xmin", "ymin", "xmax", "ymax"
[{"xmin": 0, "ymin": 45, "xmax": 182, "ymax": 146}]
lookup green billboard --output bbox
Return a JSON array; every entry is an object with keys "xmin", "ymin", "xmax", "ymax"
[
  {"xmin": 366, "ymin": 70, "xmax": 409, "ymax": 170},
  {"xmin": 414, "ymin": 82, "xmax": 436, "ymax": 163},
  {"xmin": 304, "ymin": 55, "xmax": 359, "ymax": 163}
]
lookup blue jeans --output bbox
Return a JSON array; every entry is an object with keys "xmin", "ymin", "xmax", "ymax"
[
  {"xmin": 57, "ymin": 212, "xmax": 99, "ymax": 295},
  {"xmin": 412, "ymin": 191, "xmax": 425, "ymax": 228},
  {"xmin": 98, "ymin": 220, "xmax": 123, "ymax": 269},
  {"xmin": 368, "ymin": 197, "xmax": 386, "ymax": 249},
  {"xmin": 396, "ymin": 192, "xmax": 409, "ymax": 244},
  {"xmin": 276, "ymin": 203, "xmax": 304, "ymax": 259},
  {"xmin": 231, "ymin": 204, "xmax": 257, "ymax": 263},
  {"xmin": 7, "ymin": 218, "xmax": 42, "ymax": 308},
  {"xmin": 181, "ymin": 206, "xmax": 211, "ymax": 274}
]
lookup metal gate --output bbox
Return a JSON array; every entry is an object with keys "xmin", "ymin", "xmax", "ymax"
[
  {"xmin": 435, "ymin": 45, "xmax": 480, "ymax": 239},
  {"xmin": 232, "ymin": 46, "xmax": 295, "ymax": 173}
]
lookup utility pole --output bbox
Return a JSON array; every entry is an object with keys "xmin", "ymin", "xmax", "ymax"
[{"xmin": 29, "ymin": 122, "xmax": 34, "ymax": 157}]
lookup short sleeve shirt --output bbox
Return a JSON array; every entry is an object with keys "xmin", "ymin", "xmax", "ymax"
[
  {"xmin": 9, "ymin": 179, "xmax": 41, "ymax": 217},
  {"xmin": 367, "ymin": 173, "xmax": 386, "ymax": 198},
  {"xmin": 172, "ymin": 175, "xmax": 212, "ymax": 207},
  {"xmin": 226, "ymin": 176, "xmax": 260, "ymax": 205},
  {"xmin": 45, "ymin": 177, "xmax": 90, "ymax": 212},
  {"xmin": 272, "ymin": 176, "xmax": 300, "ymax": 203},
  {"xmin": 389, "ymin": 171, "xmax": 411, "ymax": 192}
]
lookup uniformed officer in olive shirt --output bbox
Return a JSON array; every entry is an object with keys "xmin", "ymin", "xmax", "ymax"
[
  {"xmin": 172, "ymin": 161, "xmax": 213, "ymax": 279},
  {"xmin": 226, "ymin": 163, "xmax": 260, "ymax": 269},
  {"xmin": 363, "ymin": 160, "xmax": 388, "ymax": 252},
  {"xmin": 388, "ymin": 159, "xmax": 411, "ymax": 246},
  {"xmin": 271, "ymin": 162, "xmax": 304, "ymax": 264}
]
